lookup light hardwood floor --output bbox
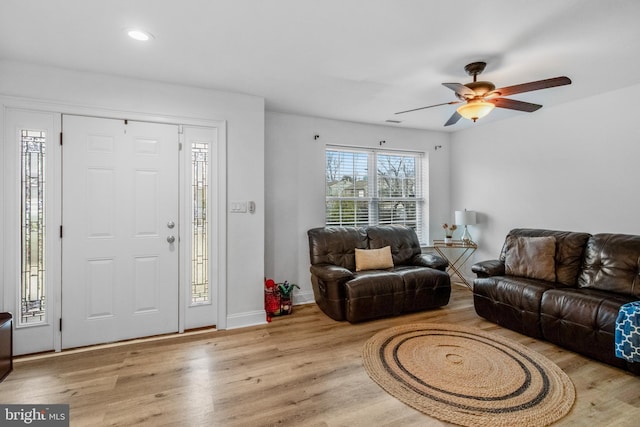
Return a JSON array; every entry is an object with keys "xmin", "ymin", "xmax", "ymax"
[{"xmin": 1, "ymin": 284, "xmax": 639, "ymax": 426}]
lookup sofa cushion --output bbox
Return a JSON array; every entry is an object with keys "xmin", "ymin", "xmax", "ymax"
[
  {"xmin": 578, "ymin": 233, "xmax": 640, "ymax": 298},
  {"xmin": 540, "ymin": 288, "xmax": 637, "ymax": 369},
  {"xmin": 366, "ymin": 225, "xmax": 421, "ymax": 265},
  {"xmin": 504, "ymin": 235, "xmax": 556, "ymax": 281},
  {"xmin": 394, "ymin": 267, "xmax": 451, "ymax": 312},
  {"xmin": 473, "ymin": 276, "xmax": 560, "ymax": 338},
  {"xmin": 308, "ymin": 226, "xmax": 368, "ymax": 271},
  {"xmin": 345, "ymin": 272, "xmax": 404, "ymax": 322},
  {"xmin": 355, "ymin": 246, "xmax": 393, "ymax": 271},
  {"xmin": 499, "ymin": 229, "xmax": 591, "ymax": 286}
]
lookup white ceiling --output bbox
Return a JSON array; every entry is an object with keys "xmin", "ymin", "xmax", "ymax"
[{"xmin": 1, "ymin": 0, "xmax": 639, "ymax": 131}]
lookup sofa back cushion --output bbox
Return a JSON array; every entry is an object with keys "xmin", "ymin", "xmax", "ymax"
[
  {"xmin": 366, "ymin": 225, "xmax": 421, "ymax": 265},
  {"xmin": 499, "ymin": 229, "xmax": 591, "ymax": 286},
  {"xmin": 578, "ymin": 233, "xmax": 640, "ymax": 298},
  {"xmin": 308, "ymin": 226, "xmax": 368, "ymax": 270},
  {"xmin": 504, "ymin": 235, "xmax": 557, "ymax": 281}
]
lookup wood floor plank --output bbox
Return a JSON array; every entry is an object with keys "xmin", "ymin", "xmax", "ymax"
[{"xmin": 0, "ymin": 285, "xmax": 638, "ymax": 426}]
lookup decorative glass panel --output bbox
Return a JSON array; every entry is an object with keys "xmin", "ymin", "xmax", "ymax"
[
  {"xmin": 191, "ymin": 142, "xmax": 209, "ymax": 304},
  {"xmin": 20, "ymin": 129, "xmax": 47, "ymax": 325}
]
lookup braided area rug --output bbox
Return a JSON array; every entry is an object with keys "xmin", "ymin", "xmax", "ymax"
[{"xmin": 362, "ymin": 323, "xmax": 575, "ymax": 427}]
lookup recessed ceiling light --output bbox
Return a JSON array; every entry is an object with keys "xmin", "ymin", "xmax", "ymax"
[{"xmin": 127, "ymin": 29, "xmax": 153, "ymax": 41}]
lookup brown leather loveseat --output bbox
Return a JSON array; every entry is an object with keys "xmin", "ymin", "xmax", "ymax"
[
  {"xmin": 308, "ymin": 225, "xmax": 451, "ymax": 323},
  {"xmin": 473, "ymin": 228, "xmax": 640, "ymax": 374}
]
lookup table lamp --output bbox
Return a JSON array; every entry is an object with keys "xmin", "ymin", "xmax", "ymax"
[{"xmin": 455, "ymin": 209, "xmax": 477, "ymax": 244}]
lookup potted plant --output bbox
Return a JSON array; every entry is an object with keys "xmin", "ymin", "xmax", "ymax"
[
  {"xmin": 276, "ymin": 281, "xmax": 300, "ymax": 315},
  {"xmin": 442, "ymin": 223, "xmax": 457, "ymax": 246}
]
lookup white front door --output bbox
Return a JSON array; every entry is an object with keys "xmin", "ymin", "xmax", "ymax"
[{"xmin": 61, "ymin": 115, "xmax": 179, "ymax": 349}]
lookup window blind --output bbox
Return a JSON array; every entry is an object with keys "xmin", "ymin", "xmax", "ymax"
[{"xmin": 325, "ymin": 146, "xmax": 425, "ymax": 243}]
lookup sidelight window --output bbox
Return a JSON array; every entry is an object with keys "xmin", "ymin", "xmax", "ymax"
[
  {"xmin": 20, "ymin": 130, "xmax": 47, "ymax": 325},
  {"xmin": 191, "ymin": 141, "xmax": 209, "ymax": 304}
]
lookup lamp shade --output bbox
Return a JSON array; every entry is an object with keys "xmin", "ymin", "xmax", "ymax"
[
  {"xmin": 455, "ymin": 210, "xmax": 477, "ymax": 226},
  {"xmin": 456, "ymin": 101, "xmax": 495, "ymax": 122}
]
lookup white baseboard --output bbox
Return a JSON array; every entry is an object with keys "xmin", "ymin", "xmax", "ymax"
[
  {"xmin": 293, "ymin": 290, "xmax": 315, "ymax": 305},
  {"xmin": 225, "ymin": 310, "xmax": 267, "ymax": 330},
  {"xmin": 223, "ymin": 291, "xmax": 315, "ymax": 330}
]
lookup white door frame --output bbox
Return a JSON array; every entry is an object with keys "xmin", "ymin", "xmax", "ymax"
[
  {"xmin": 1, "ymin": 96, "xmax": 227, "ymax": 354},
  {"xmin": 180, "ymin": 126, "xmax": 224, "ymax": 330}
]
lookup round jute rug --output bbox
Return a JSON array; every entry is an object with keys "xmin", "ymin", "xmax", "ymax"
[{"xmin": 362, "ymin": 323, "xmax": 575, "ymax": 427}]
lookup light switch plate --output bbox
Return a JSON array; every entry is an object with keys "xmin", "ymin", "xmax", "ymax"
[{"xmin": 230, "ymin": 201, "xmax": 247, "ymax": 213}]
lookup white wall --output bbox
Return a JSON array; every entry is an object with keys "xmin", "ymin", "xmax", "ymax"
[
  {"xmin": 264, "ymin": 112, "xmax": 450, "ymax": 303},
  {"xmin": 0, "ymin": 60, "xmax": 266, "ymax": 328},
  {"xmin": 10, "ymin": 59, "xmax": 635, "ymax": 328},
  {"xmin": 451, "ymin": 82, "xmax": 640, "ymax": 279}
]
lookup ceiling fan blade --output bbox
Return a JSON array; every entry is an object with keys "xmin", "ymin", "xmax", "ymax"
[
  {"xmin": 443, "ymin": 83, "xmax": 475, "ymax": 98},
  {"xmin": 395, "ymin": 101, "xmax": 460, "ymax": 115},
  {"xmin": 489, "ymin": 97, "xmax": 542, "ymax": 112},
  {"xmin": 444, "ymin": 111, "xmax": 462, "ymax": 126},
  {"xmin": 493, "ymin": 76, "xmax": 571, "ymax": 97}
]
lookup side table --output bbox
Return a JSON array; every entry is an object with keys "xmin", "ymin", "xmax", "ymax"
[{"xmin": 429, "ymin": 240, "xmax": 477, "ymax": 289}]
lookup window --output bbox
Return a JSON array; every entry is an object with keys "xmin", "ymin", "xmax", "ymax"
[
  {"xmin": 20, "ymin": 129, "xmax": 47, "ymax": 325},
  {"xmin": 191, "ymin": 141, "xmax": 209, "ymax": 305},
  {"xmin": 325, "ymin": 147, "xmax": 425, "ymax": 242}
]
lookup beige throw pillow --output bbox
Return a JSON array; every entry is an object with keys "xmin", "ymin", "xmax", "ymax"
[
  {"xmin": 355, "ymin": 246, "xmax": 394, "ymax": 271},
  {"xmin": 505, "ymin": 236, "xmax": 556, "ymax": 282}
]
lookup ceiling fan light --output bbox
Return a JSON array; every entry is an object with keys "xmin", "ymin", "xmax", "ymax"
[{"xmin": 457, "ymin": 101, "xmax": 495, "ymax": 122}]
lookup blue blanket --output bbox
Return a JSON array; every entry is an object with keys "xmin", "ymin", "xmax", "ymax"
[{"xmin": 615, "ymin": 301, "xmax": 640, "ymax": 363}]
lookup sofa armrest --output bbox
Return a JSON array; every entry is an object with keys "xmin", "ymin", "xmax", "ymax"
[
  {"xmin": 471, "ymin": 260, "xmax": 505, "ymax": 278},
  {"xmin": 310, "ymin": 264, "xmax": 354, "ymax": 282},
  {"xmin": 412, "ymin": 253, "xmax": 448, "ymax": 271}
]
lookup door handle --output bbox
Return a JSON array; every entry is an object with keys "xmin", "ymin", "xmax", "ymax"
[{"xmin": 167, "ymin": 235, "xmax": 175, "ymax": 244}]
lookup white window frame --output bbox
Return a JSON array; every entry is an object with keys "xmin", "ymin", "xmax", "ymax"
[{"xmin": 325, "ymin": 146, "xmax": 426, "ymax": 244}]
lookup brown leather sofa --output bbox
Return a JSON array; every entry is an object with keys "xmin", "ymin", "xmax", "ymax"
[
  {"xmin": 473, "ymin": 228, "xmax": 640, "ymax": 374},
  {"xmin": 308, "ymin": 225, "xmax": 451, "ymax": 322}
]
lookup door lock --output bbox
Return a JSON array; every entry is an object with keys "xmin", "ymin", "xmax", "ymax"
[
  {"xmin": 167, "ymin": 221, "xmax": 175, "ymax": 229},
  {"xmin": 167, "ymin": 235, "xmax": 175, "ymax": 244}
]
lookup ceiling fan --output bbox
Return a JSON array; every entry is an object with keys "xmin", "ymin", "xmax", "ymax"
[{"xmin": 395, "ymin": 62, "xmax": 571, "ymax": 126}]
